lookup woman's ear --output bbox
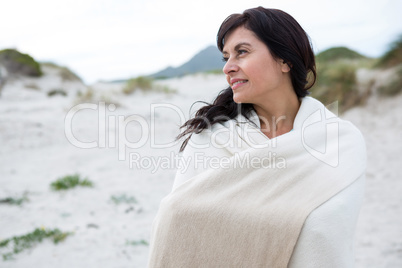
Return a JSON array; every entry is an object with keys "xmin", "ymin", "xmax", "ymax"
[{"xmin": 281, "ymin": 60, "xmax": 291, "ymax": 73}]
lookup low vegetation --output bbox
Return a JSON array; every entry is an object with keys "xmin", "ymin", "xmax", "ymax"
[
  {"xmin": 0, "ymin": 195, "xmax": 29, "ymax": 206},
  {"xmin": 126, "ymin": 239, "xmax": 148, "ymax": 246},
  {"xmin": 76, "ymin": 87, "xmax": 94, "ymax": 100},
  {"xmin": 110, "ymin": 194, "xmax": 138, "ymax": 205},
  {"xmin": 0, "ymin": 49, "xmax": 42, "ymax": 77},
  {"xmin": 75, "ymin": 86, "xmax": 121, "ymax": 107},
  {"xmin": 0, "ymin": 227, "xmax": 71, "ymax": 260},
  {"xmin": 50, "ymin": 174, "xmax": 93, "ymax": 191},
  {"xmin": 312, "ymin": 60, "xmax": 367, "ymax": 112},
  {"xmin": 41, "ymin": 62, "xmax": 82, "ymax": 82},
  {"xmin": 311, "ymin": 47, "xmax": 374, "ymax": 112},
  {"xmin": 376, "ymin": 35, "xmax": 402, "ymax": 68},
  {"xmin": 123, "ymin": 76, "xmax": 152, "ymax": 93},
  {"xmin": 315, "ymin": 46, "xmax": 368, "ymax": 63},
  {"xmin": 377, "ymin": 65, "xmax": 402, "ymax": 96},
  {"xmin": 24, "ymin": 83, "xmax": 40, "ymax": 90},
  {"xmin": 123, "ymin": 76, "xmax": 176, "ymax": 94},
  {"xmin": 47, "ymin": 89, "xmax": 67, "ymax": 97}
]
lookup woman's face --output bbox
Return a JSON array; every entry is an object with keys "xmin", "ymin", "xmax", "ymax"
[{"xmin": 222, "ymin": 26, "xmax": 290, "ymax": 104}]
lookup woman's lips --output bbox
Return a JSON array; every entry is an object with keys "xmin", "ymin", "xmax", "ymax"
[{"xmin": 231, "ymin": 80, "xmax": 248, "ymax": 90}]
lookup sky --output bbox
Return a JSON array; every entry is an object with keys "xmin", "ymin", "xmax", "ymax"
[{"xmin": 1, "ymin": 0, "xmax": 401, "ymax": 84}]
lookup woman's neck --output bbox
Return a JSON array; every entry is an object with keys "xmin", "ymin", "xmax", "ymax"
[{"xmin": 253, "ymin": 90, "xmax": 300, "ymax": 139}]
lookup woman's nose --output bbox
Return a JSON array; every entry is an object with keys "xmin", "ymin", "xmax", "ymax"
[{"xmin": 223, "ymin": 58, "xmax": 239, "ymax": 75}]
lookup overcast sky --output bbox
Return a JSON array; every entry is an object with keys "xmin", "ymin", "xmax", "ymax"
[{"xmin": 1, "ymin": 0, "xmax": 401, "ymax": 83}]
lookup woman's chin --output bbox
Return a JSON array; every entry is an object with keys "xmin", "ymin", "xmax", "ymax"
[
  {"xmin": 232, "ymin": 94, "xmax": 245, "ymax": 104},
  {"xmin": 233, "ymin": 99, "xmax": 243, "ymax": 104}
]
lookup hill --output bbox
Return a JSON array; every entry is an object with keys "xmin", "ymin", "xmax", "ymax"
[
  {"xmin": 149, "ymin": 45, "xmax": 224, "ymax": 79},
  {"xmin": 376, "ymin": 34, "xmax": 402, "ymax": 68},
  {"xmin": 0, "ymin": 48, "xmax": 42, "ymax": 77},
  {"xmin": 311, "ymin": 47, "xmax": 373, "ymax": 112},
  {"xmin": 316, "ymin": 47, "xmax": 368, "ymax": 62}
]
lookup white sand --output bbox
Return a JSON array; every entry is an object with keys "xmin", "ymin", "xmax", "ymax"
[
  {"xmin": 344, "ymin": 95, "xmax": 402, "ymax": 268},
  {"xmin": 0, "ymin": 70, "xmax": 401, "ymax": 267}
]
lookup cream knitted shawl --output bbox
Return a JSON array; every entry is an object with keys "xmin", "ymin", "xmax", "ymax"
[{"xmin": 148, "ymin": 97, "xmax": 366, "ymax": 268}]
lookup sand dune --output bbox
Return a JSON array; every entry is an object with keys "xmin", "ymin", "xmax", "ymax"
[{"xmin": 0, "ymin": 71, "xmax": 401, "ymax": 267}]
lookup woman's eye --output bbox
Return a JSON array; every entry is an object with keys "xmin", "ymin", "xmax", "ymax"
[{"xmin": 221, "ymin": 50, "xmax": 246, "ymax": 62}]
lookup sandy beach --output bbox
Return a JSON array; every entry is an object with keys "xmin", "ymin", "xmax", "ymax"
[{"xmin": 0, "ymin": 70, "xmax": 401, "ymax": 267}]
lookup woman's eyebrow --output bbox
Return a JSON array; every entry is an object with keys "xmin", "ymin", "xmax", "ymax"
[
  {"xmin": 222, "ymin": 42, "xmax": 252, "ymax": 54},
  {"xmin": 235, "ymin": 42, "xmax": 252, "ymax": 50}
]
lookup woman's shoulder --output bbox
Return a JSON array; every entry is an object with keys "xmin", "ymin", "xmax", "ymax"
[
  {"xmin": 182, "ymin": 120, "xmax": 236, "ymax": 156},
  {"xmin": 181, "ymin": 111, "xmax": 257, "ymax": 157},
  {"xmin": 298, "ymin": 97, "xmax": 365, "ymax": 137},
  {"xmin": 173, "ymin": 116, "xmax": 241, "ymax": 191}
]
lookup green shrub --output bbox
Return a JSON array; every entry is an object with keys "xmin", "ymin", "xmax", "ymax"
[
  {"xmin": 50, "ymin": 174, "xmax": 93, "ymax": 191},
  {"xmin": 0, "ymin": 195, "xmax": 29, "ymax": 206},
  {"xmin": 110, "ymin": 194, "xmax": 138, "ymax": 205},
  {"xmin": 316, "ymin": 47, "xmax": 367, "ymax": 63},
  {"xmin": 0, "ymin": 227, "xmax": 71, "ymax": 260},
  {"xmin": 76, "ymin": 87, "xmax": 93, "ymax": 100},
  {"xmin": 123, "ymin": 76, "xmax": 177, "ymax": 94},
  {"xmin": 0, "ymin": 49, "xmax": 42, "ymax": 77},
  {"xmin": 311, "ymin": 60, "xmax": 368, "ymax": 112},
  {"xmin": 153, "ymin": 84, "xmax": 177, "ymax": 94},
  {"xmin": 126, "ymin": 239, "xmax": 148, "ymax": 246},
  {"xmin": 24, "ymin": 83, "xmax": 40, "ymax": 90},
  {"xmin": 47, "ymin": 89, "xmax": 67, "ymax": 97},
  {"xmin": 74, "ymin": 87, "xmax": 121, "ymax": 107},
  {"xmin": 376, "ymin": 34, "xmax": 402, "ymax": 68},
  {"xmin": 378, "ymin": 66, "xmax": 402, "ymax": 96},
  {"xmin": 123, "ymin": 76, "xmax": 153, "ymax": 94}
]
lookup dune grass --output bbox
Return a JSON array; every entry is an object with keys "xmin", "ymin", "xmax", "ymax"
[
  {"xmin": 47, "ymin": 89, "xmax": 67, "ymax": 97},
  {"xmin": 123, "ymin": 76, "xmax": 176, "ymax": 94},
  {"xmin": 311, "ymin": 59, "xmax": 371, "ymax": 112},
  {"xmin": 126, "ymin": 239, "xmax": 148, "ymax": 246},
  {"xmin": 74, "ymin": 87, "xmax": 122, "ymax": 107},
  {"xmin": 0, "ymin": 195, "xmax": 29, "ymax": 206},
  {"xmin": 376, "ymin": 35, "xmax": 402, "ymax": 68},
  {"xmin": 375, "ymin": 35, "xmax": 402, "ymax": 96},
  {"xmin": 0, "ymin": 227, "xmax": 71, "ymax": 261},
  {"xmin": 50, "ymin": 174, "xmax": 93, "ymax": 191},
  {"xmin": 0, "ymin": 49, "xmax": 42, "ymax": 77},
  {"xmin": 75, "ymin": 87, "xmax": 94, "ymax": 102},
  {"xmin": 378, "ymin": 65, "xmax": 402, "ymax": 96},
  {"xmin": 316, "ymin": 47, "xmax": 368, "ymax": 63},
  {"xmin": 123, "ymin": 76, "xmax": 152, "ymax": 94},
  {"xmin": 24, "ymin": 83, "xmax": 40, "ymax": 90},
  {"xmin": 308, "ymin": 46, "xmax": 380, "ymax": 112},
  {"xmin": 110, "ymin": 194, "xmax": 138, "ymax": 205},
  {"xmin": 41, "ymin": 62, "xmax": 82, "ymax": 82}
]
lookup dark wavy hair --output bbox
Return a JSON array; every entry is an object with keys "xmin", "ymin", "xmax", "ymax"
[{"xmin": 176, "ymin": 7, "xmax": 316, "ymax": 152}]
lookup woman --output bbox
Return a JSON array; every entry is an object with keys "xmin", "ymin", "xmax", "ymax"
[{"xmin": 148, "ymin": 7, "xmax": 366, "ymax": 268}]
